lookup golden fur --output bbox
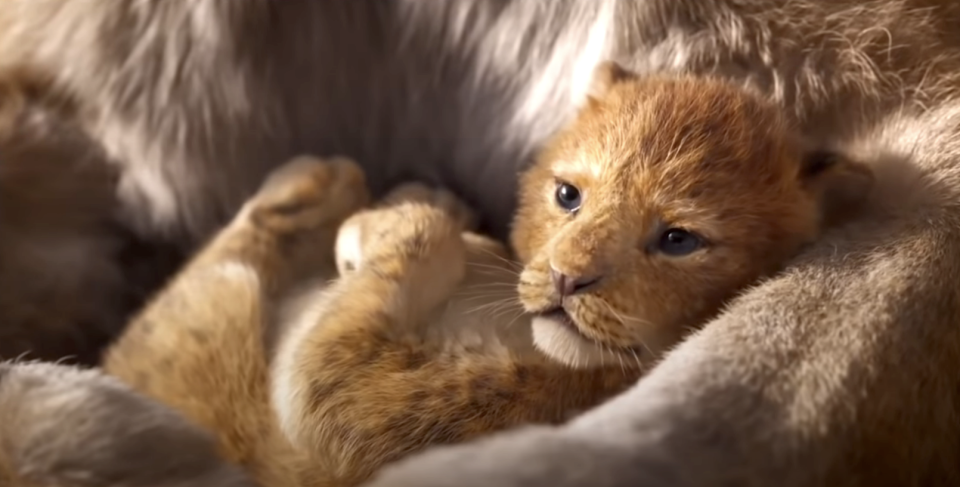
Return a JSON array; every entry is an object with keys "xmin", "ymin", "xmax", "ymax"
[
  {"xmin": 96, "ymin": 67, "xmax": 870, "ymax": 487},
  {"xmin": 513, "ymin": 64, "xmax": 872, "ymax": 368},
  {"xmin": 100, "ymin": 156, "xmax": 632, "ymax": 487},
  {"xmin": 0, "ymin": 1, "xmax": 959, "ymax": 486}
]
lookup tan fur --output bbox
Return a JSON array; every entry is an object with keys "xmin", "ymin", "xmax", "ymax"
[
  {"xmin": 99, "ymin": 154, "xmax": 631, "ymax": 487},
  {"xmin": 97, "ymin": 68, "xmax": 868, "ymax": 486},
  {"xmin": 513, "ymin": 66, "xmax": 873, "ymax": 368},
  {"xmin": 0, "ymin": 1, "xmax": 959, "ymax": 486},
  {"xmin": 103, "ymin": 156, "xmax": 372, "ymax": 487},
  {"xmin": 268, "ymin": 184, "xmax": 636, "ymax": 486}
]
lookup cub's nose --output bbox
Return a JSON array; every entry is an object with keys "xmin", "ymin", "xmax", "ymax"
[{"xmin": 549, "ymin": 266, "xmax": 603, "ymax": 298}]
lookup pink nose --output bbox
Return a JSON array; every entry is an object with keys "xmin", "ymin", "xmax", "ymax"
[{"xmin": 549, "ymin": 267, "xmax": 603, "ymax": 298}]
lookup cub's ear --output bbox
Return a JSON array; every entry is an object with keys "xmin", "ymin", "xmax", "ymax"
[
  {"xmin": 800, "ymin": 149, "xmax": 875, "ymax": 227},
  {"xmin": 587, "ymin": 60, "xmax": 636, "ymax": 100}
]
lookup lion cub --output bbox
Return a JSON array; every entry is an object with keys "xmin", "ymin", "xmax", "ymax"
[{"xmin": 102, "ymin": 62, "xmax": 872, "ymax": 486}]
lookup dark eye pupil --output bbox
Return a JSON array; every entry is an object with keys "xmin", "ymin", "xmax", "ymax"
[
  {"xmin": 658, "ymin": 228, "xmax": 701, "ymax": 256},
  {"xmin": 555, "ymin": 183, "xmax": 582, "ymax": 211},
  {"xmin": 558, "ymin": 184, "xmax": 578, "ymax": 202}
]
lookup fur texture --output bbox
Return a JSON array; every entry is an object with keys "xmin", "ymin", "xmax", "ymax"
[
  {"xmin": 0, "ymin": 360, "xmax": 256, "ymax": 487},
  {"xmin": 0, "ymin": 0, "xmax": 959, "ymax": 486},
  {"xmin": 0, "ymin": 76, "xmax": 128, "ymax": 364},
  {"xmin": 0, "ymin": 75, "xmax": 183, "ymax": 365},
  {"xmin": 513, "ymin": 68, "xmax": 872, "ymax": 368},
  {"xmin": 99, "ymin": 155, "xmax": 633, "ymax": 487},
  {"xmin": 99, "ymin": 71, "xmax": 861, "ymax": 486},
  {"xmin": 367, "ymin": 2, "xmax": 960, "ymax": 486},
  {"xmin": 0, "ymin": 0, "xmax": 619, "ymax": 243}
]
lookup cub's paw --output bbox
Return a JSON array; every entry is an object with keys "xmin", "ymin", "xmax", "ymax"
[
  {"xmin": 335, "ymin": 182, "xmax": 474, "ymax": 276},
  {"xmin": 334, "ymin": 183, "xmax": 469, "ymax": 294},
  {"xmin": 243, "ymin": 155, "xmax": 370, "ymax": 236}
]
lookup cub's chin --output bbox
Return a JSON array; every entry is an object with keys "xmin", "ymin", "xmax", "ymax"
[{"xmin": 531, "ymin": 309, "xmax": 615, "ymax": 369}]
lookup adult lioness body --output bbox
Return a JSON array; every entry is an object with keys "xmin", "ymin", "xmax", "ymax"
[{"xmin": 0, "ymin": 1, "xmax": 958, "ymax": 486}]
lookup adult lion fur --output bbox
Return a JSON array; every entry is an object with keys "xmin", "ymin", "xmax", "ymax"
[{"xmin": 0, "ymin": 0, "xmax": 959, "ymax": 486}]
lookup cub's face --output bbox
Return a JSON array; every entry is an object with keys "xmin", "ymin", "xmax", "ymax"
[{"xmin": 511, "ymin": 66, "xmax": 871, "ymax": 369}]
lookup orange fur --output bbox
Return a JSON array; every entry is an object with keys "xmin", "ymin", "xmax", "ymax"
[
  {"xmin": 102, "ymin": 64, "xmax": 872, "ymax": 487},
  {"xmin": 513, "ymin": 64, "xmax": 872, "ymax": 367}
]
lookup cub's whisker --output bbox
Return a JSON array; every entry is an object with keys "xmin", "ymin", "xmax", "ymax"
[
  {"xmin": 466, "ymin": 261, "xmax": 521, "ymax": 275},
  {"xmin": 473, "ymin": 247, "xmax": 524, "ymax": 271}
]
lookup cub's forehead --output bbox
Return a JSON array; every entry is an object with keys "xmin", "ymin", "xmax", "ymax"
[{"xmin": 553, "ymin": 77, "xmax": 793, "ymax": 189}]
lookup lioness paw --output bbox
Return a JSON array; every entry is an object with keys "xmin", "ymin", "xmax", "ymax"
[{"xmin": 244, "ymin": 155, "xmax": 370, "ymax": 235}]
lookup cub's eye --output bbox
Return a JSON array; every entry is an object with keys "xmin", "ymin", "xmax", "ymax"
[
  {"xmin": 555, "ymin": 182, "xmax": 582, "ymax": 212},
  {"xmin": 657, "ymin": 228, "xmax": 703, "ymax": 256}
]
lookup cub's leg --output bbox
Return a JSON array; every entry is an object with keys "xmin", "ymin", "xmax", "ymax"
[
  {"xmin": 103, "ymin": 156, "xmax": 370, "ymax": 486},
  {"xmin": 271, "ymin": 184, "xmax": 635, "ymax": 486}
]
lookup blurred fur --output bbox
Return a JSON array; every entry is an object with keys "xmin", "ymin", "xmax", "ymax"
[
  {"xmin": 0, "ymin": 361, "xmax": 255, "ymax": 487},
  {"xmin": 0, "ymin": 0, "xmax": 958, "ymax": 486},
  {"xmin": 0, "ymin": 75, "xmax": 183, "ymax": 364},
  {"xmin": 0, "ymin": 76, "xmax": 126, "ymax": 364}
]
